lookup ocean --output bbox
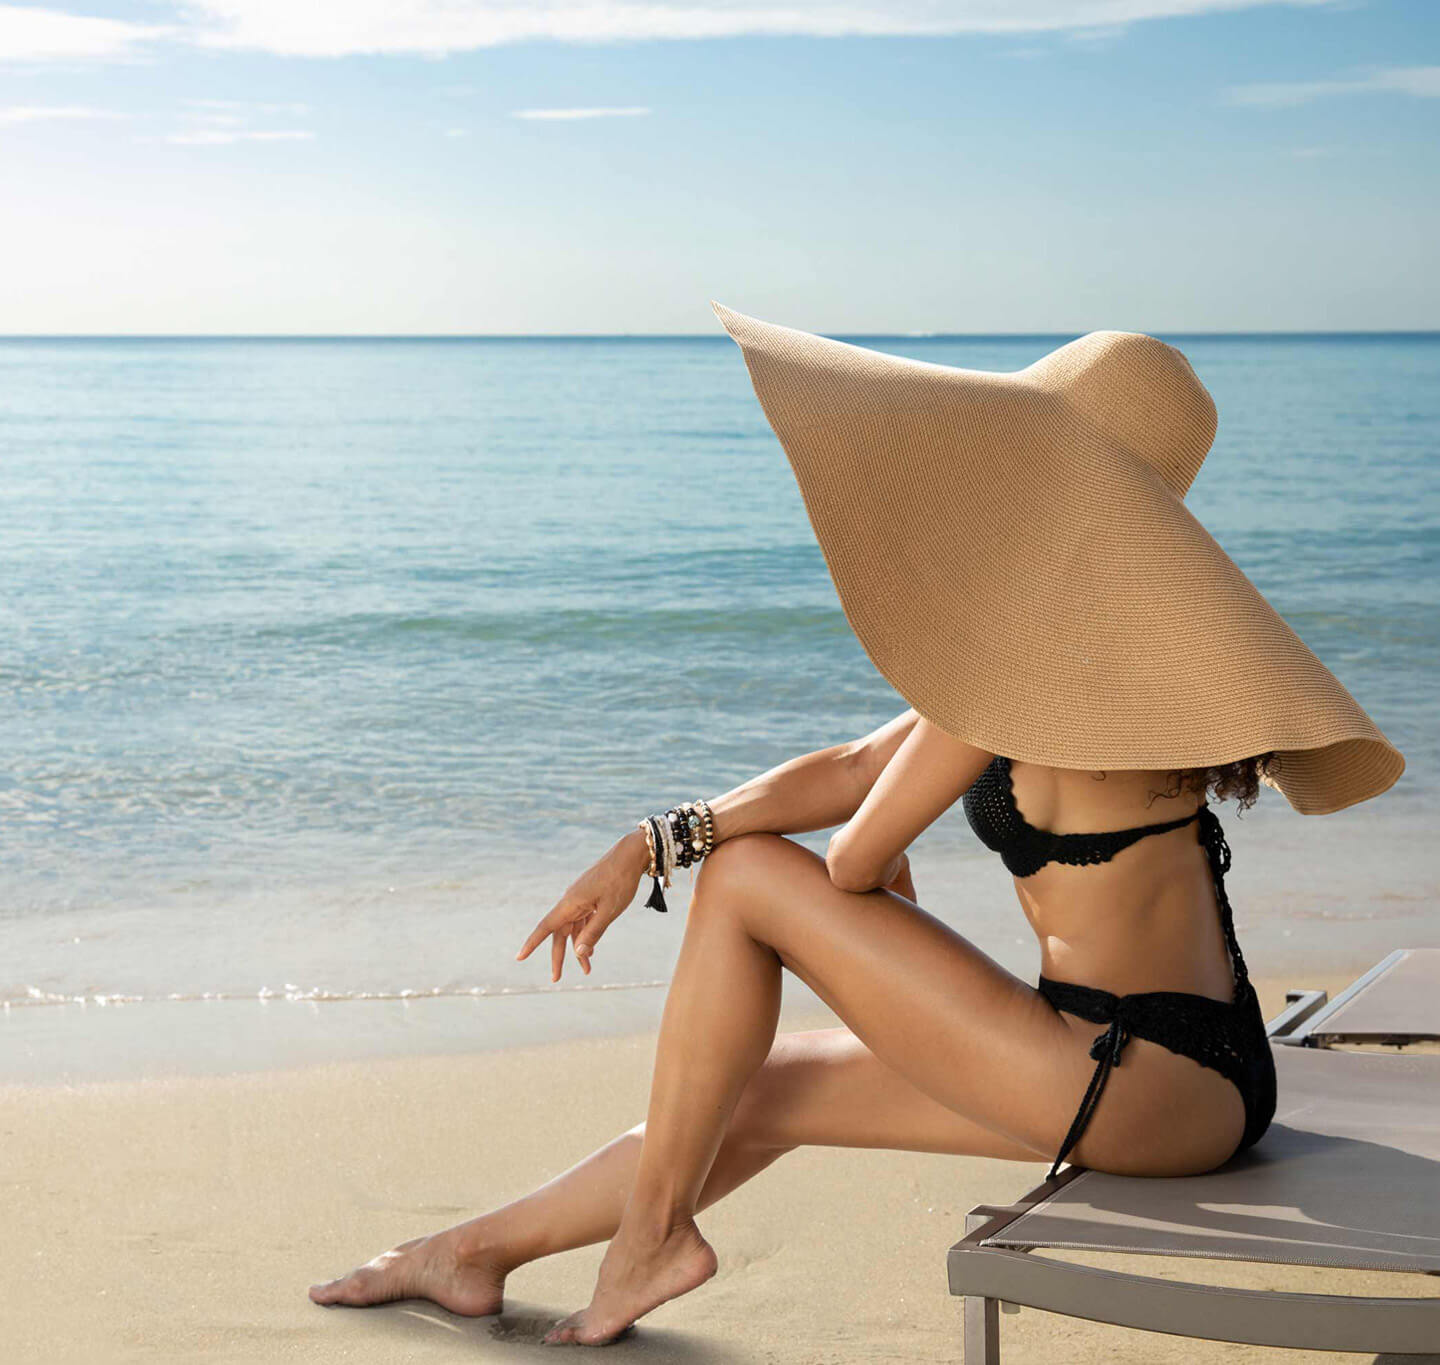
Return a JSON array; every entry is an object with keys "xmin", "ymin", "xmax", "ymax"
[{"xmin": 2, "ymin": 331, "xmax": 1436, "ymax": 1070}]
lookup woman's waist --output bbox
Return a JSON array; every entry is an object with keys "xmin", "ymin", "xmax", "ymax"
[{"xmin": 1029, "ymin": 911, "xmax": 1238, "ymax": 1004}]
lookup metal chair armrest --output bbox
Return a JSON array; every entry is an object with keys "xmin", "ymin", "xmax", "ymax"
[{"xmin": 1266, "ymin": 986, "xmax": 1330, "ymax": 1043}]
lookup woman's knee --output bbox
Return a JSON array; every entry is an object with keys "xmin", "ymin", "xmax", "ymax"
[{"xmin": 692, "ymin": 831, "xmax": 789, "ymax": 906}]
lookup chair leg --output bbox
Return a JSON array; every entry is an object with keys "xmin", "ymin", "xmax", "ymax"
[
  {"xmin": 962, "ymin": 1211, "xmax": 1001, "ymax": 1362},
  {"xmin": 963, "ymin": 1293, "xmax": 1000, "ymax": 1364}
]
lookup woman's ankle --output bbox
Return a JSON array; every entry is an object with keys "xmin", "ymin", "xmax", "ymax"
[
  {"xmin": 448, "ymin": 1215, "xmax": 529, "ymax": 1276},
  {"xmin": 616, "ymin": 1191, "xmax": 700, "ymax": 1247}
]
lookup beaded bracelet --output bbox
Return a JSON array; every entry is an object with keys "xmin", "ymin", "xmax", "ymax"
[
  {"xmin": 681, "ymin": 799, "xmax": 715, "ymax": 862},
  {"xmin": 637, "ymin": 798, "xmax": 716, "ymax": 914}
]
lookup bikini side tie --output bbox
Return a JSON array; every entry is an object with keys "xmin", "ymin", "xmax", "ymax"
[
  {"xmin": 1046, "ymin": 1005, "xmax": 1136, "ymax": 1182},
  {"xmin": 1042, "ymin": 802, "xmax": 1253, "ymax": 1182}
]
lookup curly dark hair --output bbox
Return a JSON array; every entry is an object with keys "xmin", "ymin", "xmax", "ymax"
[
  {"xmin": 1144, "ymin": 751, "xmax": 1283, "ymax": 815},
  {"xmin": 1084, "ymin": 752, "xmax": 1282, "ymax": 813}
]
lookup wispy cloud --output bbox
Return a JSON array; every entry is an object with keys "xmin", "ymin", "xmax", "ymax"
[
  {"xmin": 160, "ymin": 98, "xmax": 314, "ymax": 143},
  {"xmin": 1224, "ymin": 64, "xmax": 1440, "ymax": 107},
  {"xmin": 1061, "ymin": 23, "xmax": 1131, "ymax": 47},
  {"xmin": 183, "ymin": 97, "xmax": 311, "ymax": 115},
  {"xmin": 0, "ymin": 4, "xmax": 173, "ymax": 62},
  {"xmin": 509, "ymin": 106, "xmax": 651, "ymax": 121},
  {"xmin": 162, "ymin": 128, "xmax": 315, "ymax": 145},
  {"xmin": 0, "ymin": 104, "xmax": 127, "ymax": 125},
  {"xmin": 2, "ymin": 1, "xmax": 1331, "ymax": 62},
  {"xmin": 0, "ymin": 98, "xmax": 315, "ymax": 146}
]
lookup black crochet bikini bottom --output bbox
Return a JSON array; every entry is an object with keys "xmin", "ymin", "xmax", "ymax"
[{"xmin": 1035, "ymin": 972, "xmax": 1277, "ymax": 1181}]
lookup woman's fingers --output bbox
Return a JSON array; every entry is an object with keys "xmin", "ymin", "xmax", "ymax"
[
  {"xmin": 550, "ymin": 919, "xmax": 597, "ymax": 981},
  {"xmin": 514, "ymin": 911, "xmax": 556, "ymax": 962},
  {"xmin": 567, "ymin": 911, "xmax": 607, "ymax": 977},
  {"xmin": 882, "ymin": 854, "xmax": 916, "ymax": 903},
  {"xmin": 572, "ymin": 912, "xmax": 609, "ymax": 970},
  {"xmin": 516, "ymin": 892, "xmax": 610, "ymax": 981},
  {"xmin": 514, "ymin": 902, "xmax": 590, "ymax": 980},
  {"xmin": 515, "ymin": 897, "xmax": 581, "ymax": 963},
  {"xmin": 539, "ymin": 911, "xmax": 601, "ymax": 982},
  {"xmin": 517, "ymin": 834, "xmax": 646, "ymax": 975}
]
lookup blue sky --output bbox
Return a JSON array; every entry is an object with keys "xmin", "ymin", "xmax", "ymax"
[{"xmin": 1, "ymin": 0, "xmax": 1435, "ymax": 333}]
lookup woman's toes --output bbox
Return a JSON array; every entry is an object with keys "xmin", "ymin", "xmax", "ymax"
[
  {"xmin": 541, "ymin": 1310, "xmax": 586, "ymax": 1345},
  {"xmin": 310, "ymin": 1267, "xmax": 377, "ymax": 1306},
  {"xmin": 309, "ymin": 1265, "xmax": 383, "ymax": 1304},
  {"xmin": 306, "ymin": 1230, "xmax": 505, "ymax": 1316}
]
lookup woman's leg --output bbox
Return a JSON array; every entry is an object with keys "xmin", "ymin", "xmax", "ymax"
[
  {"xmin": 543, "ymin": 832, "xmax": 1247, "ymax": 1344},
  {"xmin": 308, "ymin": 1027, "xmax": 1044, "ymax": 1315}
]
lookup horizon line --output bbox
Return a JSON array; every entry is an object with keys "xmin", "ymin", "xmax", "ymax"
[{"xmin": 2, "ymin": 329, "xmax": 1438, "ymax": 341}]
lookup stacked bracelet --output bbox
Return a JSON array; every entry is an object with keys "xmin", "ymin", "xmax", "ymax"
[{"xmin": 637, "ymin": 798, "xmax": 715, "ymax": 914}]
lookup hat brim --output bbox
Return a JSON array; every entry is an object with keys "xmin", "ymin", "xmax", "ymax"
[{"xmin": 711, "ymin": 300, "xmax": 1405, "ymax": 815}]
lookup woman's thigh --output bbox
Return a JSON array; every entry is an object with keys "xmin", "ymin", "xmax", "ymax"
[
  {"xmin": 696, "ymin": 832, "xmax": 1244, "ymax": 1177},
  {"xmin": 731, "ymin": 1026, "xmax": 1050, "ymax": 1161}
]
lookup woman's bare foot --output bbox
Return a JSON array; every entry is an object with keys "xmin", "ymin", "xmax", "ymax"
[
  {"xmin": 541, "ymin": 1216, "xmax": 717, "ymax": 1346},
  {"xmin": 308, "ymin": 1224, "xmax": 508, "ymax": 1317}
]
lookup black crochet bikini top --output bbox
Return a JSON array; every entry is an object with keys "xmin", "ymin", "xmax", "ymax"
[{"xmin": 963, "ymin": 754, "xmax": 1204, "ymax": 879}]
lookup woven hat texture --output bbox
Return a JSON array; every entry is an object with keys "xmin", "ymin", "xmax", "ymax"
[{"xmin": 711, "ymin": 300, "xmax": 1404, "ymax": 816}]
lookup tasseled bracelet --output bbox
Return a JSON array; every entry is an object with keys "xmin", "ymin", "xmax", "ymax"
[{"xmin": 638, "ymin": 798, "xmax": 715, "ymax": 913}]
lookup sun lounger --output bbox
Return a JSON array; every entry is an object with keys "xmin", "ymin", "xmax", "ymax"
[
  {"xmin": 948, "ymin": 947, "xmax": 1440, "ymax": 1360},
  {"xmin": 1273, "ymin": 947, "xmax": 1439, "ymax": 1049}
]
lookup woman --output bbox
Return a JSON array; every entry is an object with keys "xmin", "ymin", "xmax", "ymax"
[{"xmin": 309, "ymin": 306, "xmax": 1404, "ymax": 1345}]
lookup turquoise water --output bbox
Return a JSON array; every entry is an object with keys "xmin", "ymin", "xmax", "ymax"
[{"xmin": 2, "ymin": 332, "xmax": 1436, "ymax": 1014}]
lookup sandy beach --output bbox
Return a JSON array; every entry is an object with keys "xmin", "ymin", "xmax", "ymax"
[
  {"xmin": 7, "ymin": 966, "xmax": 1437, "ymax": 1364},
  {"xmin": 5, "ymin": 1, "xmax": 1435, "ymax": 1360}
]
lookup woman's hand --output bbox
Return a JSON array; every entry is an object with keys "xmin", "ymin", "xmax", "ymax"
[
  {"xmin": 515, "ymin": 827, "xmax": 652, "ymax": 981},
  {"xmin": 882, "ymin": 851, "xmax": 917, "ymax": 902}
]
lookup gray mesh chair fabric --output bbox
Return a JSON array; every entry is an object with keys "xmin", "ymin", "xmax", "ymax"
[{"xmin": 949, "ymin": 947, "xmax": 1440, "ymax": 1359}]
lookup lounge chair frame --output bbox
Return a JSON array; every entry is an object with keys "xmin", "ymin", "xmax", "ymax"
[
  {"xmin": 948, "ymin": 958, "xmax": 1440, "ymax": 1360},
  {"xmin": 1275, "ymin": 948, "xmax": 1421, "ymax": 1048}
]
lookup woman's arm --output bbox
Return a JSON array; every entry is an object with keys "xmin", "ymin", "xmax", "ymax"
[
  {"xmin": 825, "ymin": 720, "xmax": 994, "ymax": 893},
  {"xmin": 701, "ymin": 706, "xmax": 923, "ymax": 846},
  {"xmin": 518, "ymin": 708, "xmax": 930, "ymax": 980}
]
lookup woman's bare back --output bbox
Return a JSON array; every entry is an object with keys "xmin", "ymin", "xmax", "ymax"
[{"xmin": 1004, "ymin": 758, "xmax": 1237, "ymax": 1004}]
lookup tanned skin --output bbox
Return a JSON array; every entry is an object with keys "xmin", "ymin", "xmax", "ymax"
[{"xmin": 310, "ymin": 709, "xmax": 1242, "ymax": 1345}]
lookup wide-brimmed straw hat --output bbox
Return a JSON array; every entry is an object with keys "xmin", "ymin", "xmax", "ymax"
[{"xmin": 710, "ymin": 300, "xmax": 1404, "ymax": 816}]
